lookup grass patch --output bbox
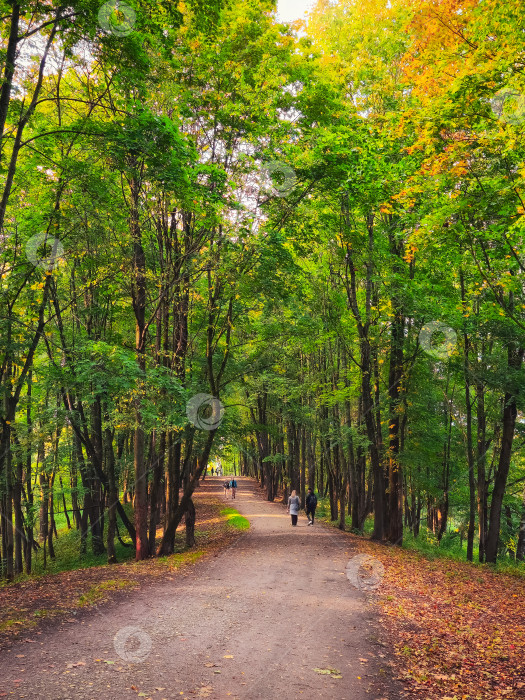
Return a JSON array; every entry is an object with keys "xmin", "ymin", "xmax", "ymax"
[
  {"xmin": 11, "ymin": 504, "xmax": 136, "ymax": 582},
  {"xmin": 76, "ymin": 578, "xmax": 137, "ymax": 607},
  {"xmin": 317, "ymin": 496, "xmax": 525, "ymax": 576},
  {"xmin": 220, "ymin": 507, "xmax": 250, "ymax": 531},
  {"xmin": 10, "ymin": 502, "xmax": 223, "ymax": 584},
  {"xmin": 158, "ymin": 549, "xmax": 206, "ymax": 571},
  {"xmin": 0, "ymin": 612, "xmax": 36, "ymax": 633}
]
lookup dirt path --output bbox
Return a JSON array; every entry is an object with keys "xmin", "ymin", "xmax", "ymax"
[{"xmin": 0, "ymin": 477, "xmax": 398, "ymax": 699}]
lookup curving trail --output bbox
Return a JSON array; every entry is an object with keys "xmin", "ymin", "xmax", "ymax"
[{"xmin": 0, "ymin": 477, "xmax": 398, "ymax": 699}]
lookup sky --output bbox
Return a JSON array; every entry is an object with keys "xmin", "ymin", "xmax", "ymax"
[{"xmin": 276, "ymin": 0, "xmax": 316, "ymax": 22}]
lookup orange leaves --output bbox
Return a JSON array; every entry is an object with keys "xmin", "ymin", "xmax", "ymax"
[
  {"xmin": 449, "ymin": 159, "xmax": 469, "ymax": 177},
  {"xmin": 347, "ymin": 534, "xmax": 525, "ymax": 699},
  {"xmin": 402, "ymin": 0, "xmax": 480, "ymax": 98},
  {"xmin": 403, "ymin": 243, "xmax": 418, "ymax": 264}
]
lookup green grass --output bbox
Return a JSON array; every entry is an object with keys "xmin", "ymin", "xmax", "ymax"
[
  {"xmin": 8, "ymin": 504, "xmax": 136, "ymax": 583},
  {"xmin": 158, "ymin": 549, "xmax": 207, "ymax": 570},
  {"xmin": 5, "ymin": 497, "xmax": 240, "ymax": 587},
  {"xmin": 220, "ymin": 507, "xmax": 250, "ymax": 530},
  {"xmin": 316, "ymin": 496, "xmax": 525, "ymax": 577},
  {"xmin": 0, "ymin": 613, "xmax": 37, "ymax": 633},
  {"xmin": 30, "ymin": 529, "xmax": 135, "ymax": 577},
  {"xmin": 76, "ymin": 578, "xmax": 137, "ymax": 607}
]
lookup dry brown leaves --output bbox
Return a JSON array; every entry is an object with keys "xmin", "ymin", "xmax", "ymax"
[
  {"xmin": 0, "ymin": 481, "xmax": 241, "ymax": 648},
  {"xmin": 348, "ymin": 536, "xmax": 525, "ymax": 699}
]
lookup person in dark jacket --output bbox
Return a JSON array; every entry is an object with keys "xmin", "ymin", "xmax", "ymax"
[
  {"xmin": 230, "ymin": 478, "xmax": 237, "ymax": 499},
  {"xmin": 306, "ymin": 487, "xmax": 318, "ymax": 526}
]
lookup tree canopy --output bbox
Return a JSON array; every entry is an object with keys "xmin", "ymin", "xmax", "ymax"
[{"xmin": 0, "ymin": 0, "xmax": 524, "ymax": 581}]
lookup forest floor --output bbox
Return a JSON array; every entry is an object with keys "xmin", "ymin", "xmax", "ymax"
[
  {"xmin": 337, "ymin": 526, "xmax": 525, "ymax": 699},
  {"xmin": 0, "ymin": 483, "xmax": 242, "ymax": 649},
  {"xmin": 2, "ymin": 478, "xmax": 522, "ymax": 699},
  {"xmin": 0, "ymin": 477, "xmax": 398, "ymax": 700}
]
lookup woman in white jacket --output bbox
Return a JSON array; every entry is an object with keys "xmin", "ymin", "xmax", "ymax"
[{"xmin": 286, "ymin": 489, "xmax": 300, "ymax": 526}]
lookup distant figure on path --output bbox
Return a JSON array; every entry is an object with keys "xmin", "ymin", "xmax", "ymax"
[
  {"xmin": 211, "ymin": 467, "xmax": 215, "ymax": 476},
  {"xmin": 287, "ymin": 489, "xmax": 300, "ymax": 526},
  {"xmin": 306, "ymin": 487, "xmax": 318, "ymax": 525},
  {"xmin": 224, "ymin": 480, "xmax": 230, "ymax": 498},
  {"xmin": 230, "ymin": 478, "xmax": 237, "ymax": 499}
]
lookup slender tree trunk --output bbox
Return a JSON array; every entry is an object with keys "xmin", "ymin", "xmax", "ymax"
[
  {"xmin": 74, "ymin": 433, "xmax": 89, "ymax": 555},
  {"xmin": 476, "ymin": 377, "xmax": 488, "ymax": 562},
  {"xmin": 4, "ymin": 440, "xmax": 14, "ymax": 580},
  {"xmin": 387, "ymin": 304, "xmax": 404, "ymax": 545},
  {"xmin": 149, "ymin": 431, "xmax": 165, "ymax": 552},
  {"xmin": 517, "ymin": 486, "xmax": 525, "ymax": 561},
  {"xmin": 158, "ymin": 429, "xmax": 216, "ymax": 556},
  {"xmin": 24, "ymin": 377, "xmax": 34, "ymax": 575},
  {"xmin": 300, "ymin": 426, "xmax": 306, "ymax": 509},
  {"xmin": 166, "ymin": 434, "xmax": 182, "ymax": 543},
  {"xmin": 104, "ymin": 426, "xmax": 117, "ymax": 564},
  {"xmin": 131, "ymin": 174, "xmax": 149, "ymax": 560},
  {"xmin": 13, "ymin": 443, "xmax": 24, "ymax": 576},
  {"xmin": 185, "ymin": 498, "xmax": 196, "ymax": 548},
  {"xmin": 59, "ymin": 477, "xmax": 72, "ymax": 530},
  {"xmin": 461, "ymin": 273, "xmax": 476, "ymax": 561},
  {"xmin": 0, "ymin": 3, "xmax": 20, "ymax": 158},
  {"xmin": 485, "ymin": 341, "xmax": 524, "ymax": 563},
  {"xmin": 47, "ymin": 472, "xmax": 56, "ymax": 560}
]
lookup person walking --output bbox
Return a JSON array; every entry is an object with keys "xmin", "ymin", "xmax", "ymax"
[
  {"xmin": 287, "ymin": 489, "xmax": 300, "ymax": 526},
  {"xmin": 306, "ymin": 487, "xmax": 318, "ymax": 525},
  {"xmin": 211, "ymin": 466, "xmax": 215, "ymax": 477},
  {"xmin": 224, "ymin": 480, "xmax": 230, "ymax": 498},
  {"xmin": 230, "ymin": 478, "xmax": 237, "ymax": 499}
]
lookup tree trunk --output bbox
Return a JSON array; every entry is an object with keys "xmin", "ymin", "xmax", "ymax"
[
  {"xmin": 47, "ymin": 472, "xmax": 56, "ymax": 560},
  {"xmin": 0, "ymin": 3, "xmax": 20, "ymax": 158},
  {"xmin": 461, "ymin": 274, "xmax": 476, "ymax": 562},
  {"xmin": 158, "ymin": 429, "xmax": 216, "ymax": 556},
  {"xmin": 131, "ymin": 172, "xmax": 149, "ymax": 561},
  {"xmin": 104, "ymin": 426, "xmax": 118, "ymax": 564},
  {"xmin": 13, "ymin": 444, "xmax": 24, "ymax": 576},
  {"xmin": 185, "ymin": 498, "xmax": 196, "ymax": 548},
  {"xmin": 517, "ymin": 486, "xmax": 525, "ymax": 561},
  {"xmin": 149, "ymin": 431, "xmax": 165, "ymax": 552},
  {"xmin": 485, "ymin": 342, "xmax": 524, "ymax": 563},
  {"xmin": 476, "ymin": 376, "xmax": 488, "ymax": 562},
  {"xmin": 59, "ymin": 477, "xmax": 72, "ymax": 530},
  {"xmin": 24, "ymin": 374, "xmax": 34, "ymax": 575},
  {"xmin": 387, "ymin": 301, "xmax": 404, "ymax": 545}
]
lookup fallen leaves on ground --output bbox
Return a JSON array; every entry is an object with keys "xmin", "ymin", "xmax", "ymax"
[
  {"xmin": 347, "ymin": 535, "xmax": 525, "ymax": 699},
  {"xmin": 0, "ymin": 483, "xmax": 243, "ymax": 648}
]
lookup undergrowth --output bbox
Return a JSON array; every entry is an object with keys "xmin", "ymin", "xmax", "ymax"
[{"xmin": 316, "ymin": 496, "xmax": 525, "ymax": 577}]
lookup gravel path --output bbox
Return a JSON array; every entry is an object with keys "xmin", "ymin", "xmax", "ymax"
[{"xmin": 0, "ymin": 477, "xmax": 397, "ymax": 699}]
